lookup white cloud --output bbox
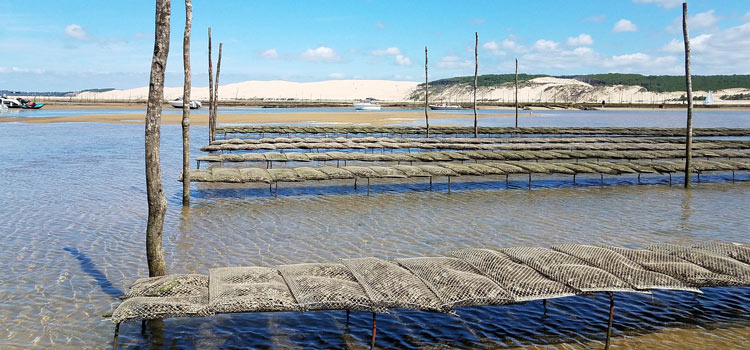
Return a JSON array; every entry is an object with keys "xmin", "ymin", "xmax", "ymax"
[
  {"xmin": 533, "ymin": 39, "xmax": 558, "ymax": 51},
  {"xmin": 744, "ymin": 12, "xmax": 750, "ymax": 22},
  {"xmin": 436, "ymin": 55, "xmax": 472, "ymax": 69},
  {"xmin": 632, "ymin": 0, "xmax": 682, "ymax": 9},
  {"xmin": 301, "ymin": 46, "xmax": 340, "ymax": 62},
  {"xmin": 372, "ymin": 47, "xmax": 401, "ymax": 56},
  {"xmin": 662, "ymin": 22, "xmax": 750, "ymax": 73},
  {"xmin": 260, "ymin": 48, "xmax": 279, "ymax": 59},
  {"xmin": 662, "ymin": 34, "xmax": 712, "ymax": 53},
  {"xmin": 0, "ymin": 66, "xmax": 44, "ymax": 74},
  {"xmin": 372, "ymin": 47, "xmax": 411, "ymax": 65},
  {"xmin": 65, "ymin": 24, "xmax": 88, "ymax": 40},
  {"xmin": 395, "ymin": 54, "xmax": 411, "ymax": 66},
  {"xmin": 374, "ymin": 21, "xmax": 386, "ymax": 29},
  {"xmin": 572, "ymin": 47, "xmax": 595, "ymax": 55},
  {"xmin": 501, "ymin": 39, "xmax": 525, "ymax": 52},
  {"xmin": 567, "ymin": 34, "xmax": 594, "ymax": 46},
  {"xmin": 469, "ymin": 18, "xmax": 485, "ymax": 25},
  {"xmin": 613, "ymin": 19, "xmax": 638, "ymax": 32},
  {"xmin": 328, "ymin": 72, "xmax": 346, "ymax": 79},
  {"xmin": 692, "ymin": 10, "xmax": 719, "ymax": 28},
  {"xmin": 133, "ymin": 33, "xmax": 152, "ymax": 39},
  {"xmin": 482, "ymin": 41, "xmax": 504, "ymax": 56},
  {"xmin": 667, "ymin": 10, "xmax": 720, "ymax": 34}
]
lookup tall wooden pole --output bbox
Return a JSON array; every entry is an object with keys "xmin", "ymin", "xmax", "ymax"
[
  {"xmin": 682, "ymin": 2, "xmax": 693, "ymax": 188},
  {"xmin": 473, "ymin": 32, "xmax": 479, "ymax": 138},
  {"xmin": 207, "ymin": 27, "xmax": 214, "ymax": 143},
  {"xmin": 515, "ymin": 58, "xmax": 519, "ymax": 128},
  {"xmin": 181, "ymin": 0, "xmax": 192, "ymax": 205},
  {"xmin": 213, "ymin": 43, "xmax": 223, "ymax": 137},
  {"xmin": 145, "ymin": 0, "xmax": 170, "ymax": 277},
  {"xmin": 424, "ymin": 46, "xmax": 429, "ymax": 138}
]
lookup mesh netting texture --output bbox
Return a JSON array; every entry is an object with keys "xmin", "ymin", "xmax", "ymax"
[{"xmin": 112, "ymin": 242, "xmax": 750, "ymax": 323}]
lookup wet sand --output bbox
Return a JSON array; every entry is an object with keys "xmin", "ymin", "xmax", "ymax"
[{"xmin": 0, "ymin": 111, "xmax": 517, "ymax": 126}]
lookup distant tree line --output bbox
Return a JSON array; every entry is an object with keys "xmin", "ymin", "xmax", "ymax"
[{"xmin": 426, "ymin": 73, "xmax": 750, "ymax": 92}]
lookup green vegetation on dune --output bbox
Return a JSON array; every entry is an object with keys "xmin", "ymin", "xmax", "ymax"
[
  {"xmin": 427, "ymin": 73, "xmax": 750, "ymax": 92},
  {"xmin": 564, "ymin": 74, "xmax": 750, "ymax": 92},
  {"xmin": 427, "ymin": 74, "xmax": 549, "ymax": 87}
]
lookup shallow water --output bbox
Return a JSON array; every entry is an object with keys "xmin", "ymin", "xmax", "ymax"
[{"xmin": 0, "ymin": 121, "xmax": 749, "ymax": 349}]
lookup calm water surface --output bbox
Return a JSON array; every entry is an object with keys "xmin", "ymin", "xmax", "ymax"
[{"xmin": 0, "ymin": 120, "xmax": 748, "ymax": 349}]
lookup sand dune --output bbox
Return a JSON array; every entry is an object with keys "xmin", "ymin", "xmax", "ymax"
[
  {"xmin": 75, "ymin": 79, "xmax": 420, "ymax": 102},
  {"xmin": 70, "ymin": 77, "xmax": 750, "ymax": 105}
]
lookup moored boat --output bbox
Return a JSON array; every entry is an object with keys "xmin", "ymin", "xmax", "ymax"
[
  {"xmin": 169, "ymin": 97, "xmax": 203, "ymax": 109},
  {"xmin": 429, "ymin": 103, "xmax": 461, "ymax": 110},
  {"xmin": 1, "ymin": 96, "xmax": 43, "ymax": 109},
  {"xmin": 353, "ymin": 98, "xmax": 381, "ymax": 111}
]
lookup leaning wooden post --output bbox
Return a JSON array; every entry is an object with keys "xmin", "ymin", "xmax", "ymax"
[
  {"xmin": 515, "ymin": 58, "xmax": 519, "ymax": 128},
  {"xmin": 213, "ymin": 42, "xmax": 223, "ymax": 140},
  {"xmin": 181, "ymin": 0, "xmax": 192, "ymax": 205},
  {"xmin": 605, "ymin": 292, "xmax": 615, "ymax": 350},
  {"xmin": 207, "ymin": 27, "xmax": 214, "ymax": 143},
  {"xmin": 424, "ymin": 46, "xmax": 430, "ymax": 138},
  {"xmin": 682, "ymin": 2, "xmax": 693, "ymax": 188},
  {"xmin": 145, "ymin": 0, "xmax": 170, "ymax": 277},
  {"xmin": 473, "ymin": 32, "xmax": 479, "ymax": 138}
]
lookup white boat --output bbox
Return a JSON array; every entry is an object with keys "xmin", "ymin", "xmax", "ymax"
[
  {"xmin": 353, "ymin": 98, "xmax": 381, "ymax": 111},
  {"xmin": 704, "ymin": 90, "xmax": 714, "ymax": 105},
  {"xmin": 1, "ymin": 96, "xmax": 43, "ymax": 109},
  {"xmin": 168, "ymin": 97, "xmax": 202, "ymax": 109},
  {"xmin": 1, "ymin": 96, "xmax": 22, "ymax": 108},
  {"xmin": 429, "ymin": 103, "xmax": 462, "ymax": 110}
]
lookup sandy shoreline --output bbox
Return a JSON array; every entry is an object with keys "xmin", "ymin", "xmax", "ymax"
[
  {"xmin": 1, "ymin": 102, "xmax": 747, "ymax": 126},
  {"xmin": 0, "ymin": 111, "xmax": 521, "ymax": 126}
]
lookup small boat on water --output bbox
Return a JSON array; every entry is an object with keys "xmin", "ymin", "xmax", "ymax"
[
  {"xmin": 704, "ymin": 90, "xmax": 714, "ymax": 105},
  {"xmin": 353, "ymin": 98, "xmax": 381, "ymax": 111},
  {"xmin": 168, "ymin": 97, "xmax": 202, "ymax": 109},
  {"xmin": 429, "ymin": 103, "xmax": 461, "ymax": 110},
  {"xmin": 1, "ymin": 96, "xmax": 43, "ymax": 109}
]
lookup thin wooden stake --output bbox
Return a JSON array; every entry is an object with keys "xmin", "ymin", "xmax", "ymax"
[
  {"xmin": 528, "ymin": 173, "xmax": 532, "ymax": 189},
  {"xmin": 371, "ymin": 313, "xmax": 377, "ymax": 350},
  {"xmin": 425, "ymin": 46, "xmax": 429, "ymax": 138},
  {"xmin": 213, "ymin": 42, "xmax": 223, "ymax": 140},
  {"xmin": 207, "ymin": 27, "xmax": 214, "ymax": 143},
  {"xmin": 112, "ymin": 323, "xmax": 120, "ymax": 350},
  {"xmin": 181, "ymin": 0, "xmax": 193, "ymax": 206},
  {"xmin": 367, "ymin": 177, "xmax": 370, "ymax": 196},
  {"xmin": 683, "ymin": 2, "xmax": 694, "ymax": 188},
  {"xmin": 473, "ymin": 32, "xmax": 478, "ymax": 138},
  {"xmin": 605, "ymin": 292, "xmax": 615, "ymax": 350},
  {"xmin": 515, "ymin": 58, "xmax": 519, "ymax": 128},
  {"xmin": 448, "ymin": 176, "xmax": 451, "ymax": 193}
]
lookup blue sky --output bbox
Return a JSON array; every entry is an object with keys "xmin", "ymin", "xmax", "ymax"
[{"xmin": 1, "ymin": 0, "xmax": 750, "ymax": 91}]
